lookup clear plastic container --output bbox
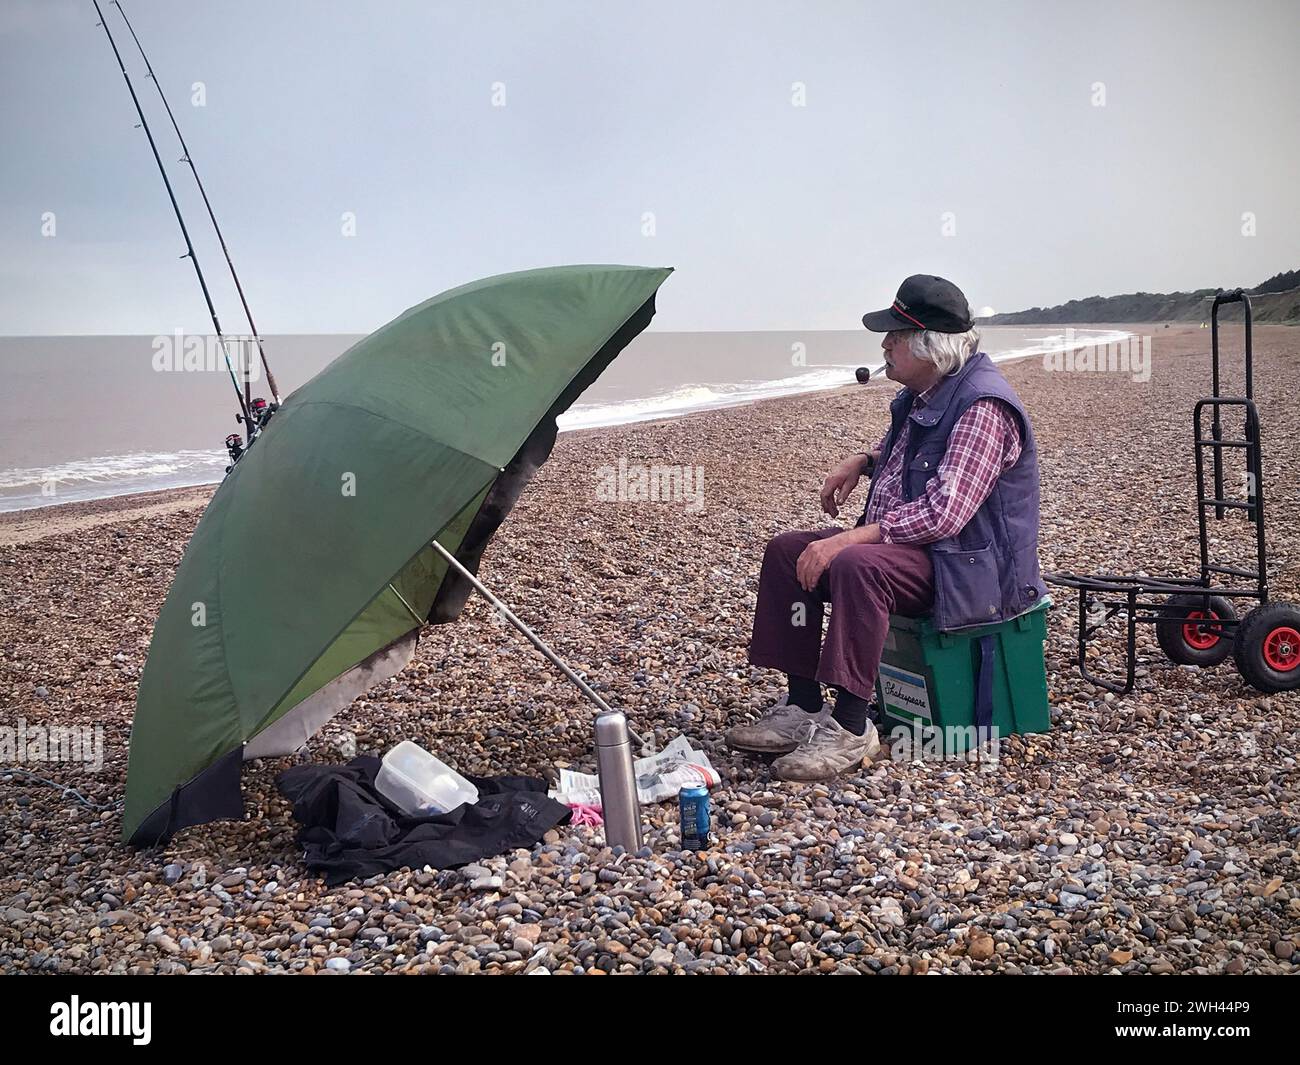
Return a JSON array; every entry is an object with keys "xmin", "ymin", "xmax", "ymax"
[{"xmin": 375, "ymin": 740, "xmax": 479, "ymax": 815}]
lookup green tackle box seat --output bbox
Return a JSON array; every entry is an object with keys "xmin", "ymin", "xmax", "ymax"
[{"xmin": 874, "ymin": 596, "xmax": 1052, "ymax": 754}]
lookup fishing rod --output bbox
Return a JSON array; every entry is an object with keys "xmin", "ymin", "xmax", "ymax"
[
  {"xmin": 91, "ymin": 0, "xmax": 252, "ymax": 430},
  {"xmin": 112, "ymin": 0, "xmax": 281, "ymax": 406}
]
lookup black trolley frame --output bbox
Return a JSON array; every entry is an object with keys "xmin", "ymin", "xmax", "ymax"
[{"xmin": 1045, "ymin": 290, "xmax": 1269, "ymax": 694}]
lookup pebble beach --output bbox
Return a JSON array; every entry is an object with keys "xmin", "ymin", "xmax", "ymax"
[{"xmin": 2, "ymin": 323, "xmax": 1297, "ymax": 975}]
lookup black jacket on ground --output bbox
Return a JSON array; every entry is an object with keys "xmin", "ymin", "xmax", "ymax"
[{"xmin": 276, "ymin": 755, "xmax": 570, "ymax": 885}]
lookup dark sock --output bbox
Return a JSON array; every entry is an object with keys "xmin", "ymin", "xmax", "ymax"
[
  {"xmin": 831, "ymin": 688, "xmax": 869, "ymax": 735},
  {"xmin": 787, "ymin": 675, "xmax": 822, "ymax": 713}
]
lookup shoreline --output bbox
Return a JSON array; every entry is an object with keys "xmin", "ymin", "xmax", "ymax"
[
  {"xmin": 0, "ymin": 380, "xmax": 874, "ymax": 544},
  {"xmin": 0, "ymin": 321, "xmax": 1204, "ymax": 543}
]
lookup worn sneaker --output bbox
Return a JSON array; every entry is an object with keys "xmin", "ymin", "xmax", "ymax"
[
  {"xmin": 725, "ymin": 697, "xmax": 829, "ymax": 754},
  {"xmin": 771, "ymin": 716, "xmax": 881, "ymax": 781}
]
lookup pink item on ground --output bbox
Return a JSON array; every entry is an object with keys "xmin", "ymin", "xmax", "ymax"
[{"xmin": 567, "ymin": 803, "xmax": 603, "ymax": 826}]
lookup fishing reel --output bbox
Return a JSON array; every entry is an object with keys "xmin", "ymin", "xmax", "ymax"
[
  {"xmin": 237, "ymin": 396, "xmax": 279, "ymax": 431},
  {"xmin": 227, "ymin": 397, "xmax": 279, "ymax": 475},
  {"xmin": 224, "ymin": 433, "xmax": 244, "ymax": 473}
]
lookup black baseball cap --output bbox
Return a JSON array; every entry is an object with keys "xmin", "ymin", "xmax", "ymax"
[{"xmin": 862, "ymin": 274, "xmax": 973, "ymax": 334}]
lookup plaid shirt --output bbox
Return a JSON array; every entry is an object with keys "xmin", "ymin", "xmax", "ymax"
[{"xmin": 864, "ymin": 389, "xmax": 1022, "ymax": 544}]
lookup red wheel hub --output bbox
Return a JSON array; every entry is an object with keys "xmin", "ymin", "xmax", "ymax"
[
  {"xmin": 1182, "ymin": 610, "xmax": 1222, "ymax": 650},
  {"xmin": 1263, "ymin": 626, "xmax": 1300, "ymax": 672}
]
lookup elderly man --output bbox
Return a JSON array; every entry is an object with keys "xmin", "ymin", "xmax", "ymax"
[{"xmin": 727, "ymin": 274, "xmax": 1045, "ymax": 780}]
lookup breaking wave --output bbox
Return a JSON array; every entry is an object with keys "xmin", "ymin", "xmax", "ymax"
[
  {"xmin": 0, "ymin": 450, "xmax": 227, "ymax": 512},
  {"xmin": 558, "ymin": 329, "xmax": 1134, "ymax": 431},
  {"xmin": 558, "ymin": 365, "xmax": 868, "ymax": 431}
]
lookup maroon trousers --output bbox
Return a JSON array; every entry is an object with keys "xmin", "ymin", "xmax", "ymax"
[{"xmin": 748, "ymin": 529, "xmax": 935, "ymax": 700}]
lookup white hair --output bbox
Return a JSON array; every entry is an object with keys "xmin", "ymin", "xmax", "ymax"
[{"xmin": 905, "ymin": 327, "xmax": 981, "ymax": 376}]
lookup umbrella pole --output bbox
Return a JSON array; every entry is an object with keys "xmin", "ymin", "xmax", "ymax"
[{"xmin": 430, "ymin": 540, "xmax": 652, "ymax": 751}]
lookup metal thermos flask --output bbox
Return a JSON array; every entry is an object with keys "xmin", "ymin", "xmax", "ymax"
[{"xmin": 595, "ymin": 712, "xmax": 644, "ymax": 850}]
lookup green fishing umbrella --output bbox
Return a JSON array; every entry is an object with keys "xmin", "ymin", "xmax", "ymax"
[{"xmin": 123, "ymin": 264, "xmax": 673, "ymax": 844}]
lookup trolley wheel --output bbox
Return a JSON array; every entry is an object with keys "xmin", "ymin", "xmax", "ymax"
[
  {"xmin": 1156, "ymin": 594, "xmax": 1236, "ymax": 667},
  {"xmin": 1233, "ymin": 602, "xmax": 1300, "ymax": 693}
]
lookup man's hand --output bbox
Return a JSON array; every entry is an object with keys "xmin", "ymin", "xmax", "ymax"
[
  {"xmin": 796, "ymin": 534, "xmax": 848, "ymax": 591},
  {"xmin": 795, "ymin": 524, "xmax": 885, "ymax": 592},
  {"xmin": 820, "ymin": 452, "xmax": 877, "ymax": 517}
]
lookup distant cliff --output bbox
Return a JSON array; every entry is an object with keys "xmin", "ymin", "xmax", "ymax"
[{"xmin": 982, "ymin": 270, "xmax": 1300, "ymax": 325}]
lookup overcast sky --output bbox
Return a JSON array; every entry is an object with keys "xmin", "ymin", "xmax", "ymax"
[{"xmin": 2, "ymin": 0, "xmax": 1297, "ymax": 334}]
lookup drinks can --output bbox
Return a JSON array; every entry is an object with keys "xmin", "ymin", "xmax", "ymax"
[{"xmin": 678, "ymin": 785, "xmax": 711, "ymax": 851}]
